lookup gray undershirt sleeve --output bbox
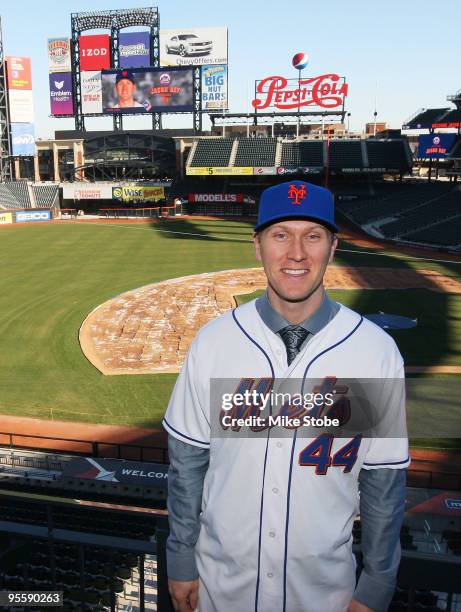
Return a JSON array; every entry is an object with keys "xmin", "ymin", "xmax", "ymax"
[
  {"xmin": 166, "ymin": 435, "xmax": 210, "ymax": 581},
  {"xmin": 354, "ymin": 468, "xmax": 406, "ymax": 611}
]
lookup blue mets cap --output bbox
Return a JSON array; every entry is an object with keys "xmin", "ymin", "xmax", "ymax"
[
  {"xmin": 116, "ymin": 69, "xmax": 135, "ymax": 84},
  {"xmin": 254, "ymin": 181, "xmax": 338, "ymax": 233}
]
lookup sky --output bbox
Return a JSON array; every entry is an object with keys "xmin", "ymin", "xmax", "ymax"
[{"xmin": 1, "ymin": 0, "xmax": 460, "ymax": 138}]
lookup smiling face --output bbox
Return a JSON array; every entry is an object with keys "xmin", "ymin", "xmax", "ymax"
[
  {"xmin": 115, "ymin": 78, "xmax": 136, "ymax": 104},
  {"xmin": 254, "ymin": 219, "xmax": 337, "ymax": 322}
]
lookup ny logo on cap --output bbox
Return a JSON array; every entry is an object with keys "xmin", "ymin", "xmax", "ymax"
[{"xmin": 287, "ymin": 183, "xmax": 307, "ymax": 205}]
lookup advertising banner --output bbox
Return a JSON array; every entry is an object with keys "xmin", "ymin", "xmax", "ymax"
[
  {"xmin": 81, "ymin": 71, "xmax": 103, "ymax": 114},
  {"xmin": 8, "ymin": 90, "xmax": 34, "ymax": 123},
  {"xmin": 79, "ymin": 34, "xmax": 111, "ymax": 71},
  {"xmin": 11, "ymin": 123, "xmax": 35, "ymax": 156},
  {"xmin": 6, "ymin": 56, "xmax": 32, "ymax": 90},
  {"xmin": 253, "ymin": 167, "xmax": 277, "ymax": 175},
  {"xmin": 0, "ymin": 212, "xmax": 13, "ymax": 225},
  {"xmin": 112, "ymin": 185, "xmax": 165, "ymax": 202},
  {"xmin": 160, "ymin": 27, "xmax": 228, "ymax": 67},
  {"xmin": 188, "ymin": 193, "xmax": 244, "ymax": 203},
  {"xmin": 417, "ymin": 134, "xmax": 456, "ymax": 159},
  {"xmin": 201, "ymin": 65, "xmax": 227, "ymax": 111},
  {"xmin": 49, "ymin": 73, "xmax": 74, "ymax": 115},
  {"xmin": 63, "ymin": 183, "xmax": 114, "ymax": 200},
  {"xmin": 119, "ymin": 31, "xmax": 150, "ymax": 68},
  {"xmin": 16, "ymin": 210, "xmax": 52, "ymax": 223},
  {"xmin": 102, "ymin": 68, "xmax": 193, "ymax": 114},
  {"xmin": 62, "ymin": 457, "xmax": 168, "ymax": 487},
  {"xmin": 253, "ymin": 74, "xmax": 348, "ymax": 111},
  {"xmin": 187, "ymin": 167, "xmax": 253, "ymax": 176},
  {"xmin": 48, "ymin": 38, "xmax": 72, "ymax": 73}
]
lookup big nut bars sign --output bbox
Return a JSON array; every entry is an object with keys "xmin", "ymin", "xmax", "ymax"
[{"xmin": 252, "ymin": 73, "xmax": 348, "ymax": 111}]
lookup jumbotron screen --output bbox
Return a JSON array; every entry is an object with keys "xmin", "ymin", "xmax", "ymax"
[{"xmin": 101, "ymin": 67, "xmax": 193, "ymax": 114}]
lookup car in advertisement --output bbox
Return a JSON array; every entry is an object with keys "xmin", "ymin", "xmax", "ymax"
[
  {"xmin": 160, "ymin": 27, "xmax": 227, "ymax": 67},
  {"xmin": 165, "ymin": 33, "xmax": 212, "ymax": 57}
]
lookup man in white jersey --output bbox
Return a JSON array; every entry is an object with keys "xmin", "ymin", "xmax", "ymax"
[{"xmin": 163, "ymin": 180, "xmax": 409, "ymax": 612}]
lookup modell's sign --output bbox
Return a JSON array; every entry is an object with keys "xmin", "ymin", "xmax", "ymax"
[
  {"xmin": 189, "ymin": 193, "xmax": 244, "ymax": 203},
  {"xmin": 252, "ymin": 73, "xmax": 348, "ymax": 111}
]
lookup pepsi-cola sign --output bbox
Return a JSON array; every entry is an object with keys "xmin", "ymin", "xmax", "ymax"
[{"xmin": 253, "ymin": 73, "xmax": 348, "ymax": 111}]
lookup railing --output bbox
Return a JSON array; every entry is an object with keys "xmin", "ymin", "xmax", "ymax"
[
  {"xmin": 0, "ymin": 431, "xmax": 168, "ymax": 464},
  {"xmin": 98, "ymin": 206, "xmax": 175, "ymax": 219}
]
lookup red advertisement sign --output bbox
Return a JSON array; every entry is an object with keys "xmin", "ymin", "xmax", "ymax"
[
  {"xmin": 79, "ymin": 34, "xmax": 111, "ymax": 71},
  {"xmin": 6, "ymin": 56, "xmax": 32, "ymax": 90},
  {"xmin": 188, "ymin": 193, "xmax": 244, "ymax": 203},
  {"xmin": 252, "ymin": 73, "xmax": 348, "ymax": 111}
]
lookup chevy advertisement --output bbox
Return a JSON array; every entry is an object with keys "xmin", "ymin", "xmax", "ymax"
[
  {"xmin": 160, "ymin": 27, "xmax": 228, "ymax": 67},
  {"xmin": 102, "ymin": 68, "xmax": 193, "ymax": 114}
]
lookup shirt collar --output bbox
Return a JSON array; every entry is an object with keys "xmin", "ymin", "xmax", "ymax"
[{"xmin": 255, "ymin": 289, "xmax": 339, "ymax": 336}]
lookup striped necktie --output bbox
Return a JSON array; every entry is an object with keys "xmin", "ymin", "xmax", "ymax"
[{"xmin": 279, "ymin": 325, "xmax": 309, "ymax": 366}]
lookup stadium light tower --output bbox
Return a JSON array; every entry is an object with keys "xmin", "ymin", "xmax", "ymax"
[{"xmin": 0, "ymin": 16, "xmax": 12, "ymax": 181}]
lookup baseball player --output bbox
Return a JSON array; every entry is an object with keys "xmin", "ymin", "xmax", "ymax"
[
  {"xmin": 109, "ymin": 70, "xmax": 146, "ymax": 110},
  {"xmin": 163, "ymin": 180, "xmax": 409, "ymax": 612}
]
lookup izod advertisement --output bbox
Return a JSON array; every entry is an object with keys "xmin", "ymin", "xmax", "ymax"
[{"xmin": 79, "ymin": 34, "xmax": 111, "ymax": 71}]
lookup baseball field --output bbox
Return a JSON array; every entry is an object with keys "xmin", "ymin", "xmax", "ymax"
[{"xmin": 0, "ymin": 217, "xmax": 460, "ymax": 449}]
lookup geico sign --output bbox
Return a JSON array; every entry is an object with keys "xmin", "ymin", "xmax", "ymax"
[
  {"xmin": 16, "ymin": 211, "xmax": 50, "ymax": 222},
  {"xmin": 191, "ymin": 193, "xmax": 242, "ymax": 203},
  {"xmin": 81, "ymin": 48, "xmax": 108, "ymax": 57}
]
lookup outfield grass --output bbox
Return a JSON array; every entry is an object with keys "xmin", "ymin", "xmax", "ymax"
[{"xmin": 0, "ymin": 219, "xmax": 459, "ymax": 437}]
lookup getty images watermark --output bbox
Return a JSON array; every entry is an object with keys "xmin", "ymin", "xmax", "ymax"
[
  {"xmin": 220, "ymin": 387, "xmax": 340, "ymax": 429},
  {"xmin": 210, "ymin": 377, "xmax": 461, "ymax": 439}
]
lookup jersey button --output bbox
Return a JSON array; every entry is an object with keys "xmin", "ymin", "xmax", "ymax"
[
  {"xmin": 267, "ymin": 572, "xmax": 274, "ymax": 578},
  {"xmin": 272, "ymin": 487, "xmax": 279, "ymax": 494},
  {"xmin": 269, "ymin": 531, "xmax": 276, "ymax": 538}
]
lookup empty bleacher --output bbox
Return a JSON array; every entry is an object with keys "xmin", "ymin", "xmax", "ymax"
[
  {"xmin": 366, "ymin": 140, "xmax": 411, "ymax": 171},
  {"xmin": 33, "ymin": 184, "xmax": 59, "ymax": 207},
  {"xmin": 380, "ymin": 189, "xmax": 460, "ymax": 238},
  {"xmin": 433, "ymin": 108, "xmax": 461, "ymax": 126},
  {"xmin": 5, "ymin": 181, "xmax": 31, "ymax": 208},
  {"xmin": 404, "ymin": 108, "xmax": 450, "ymax": 129},
  {"xmin": 189, "ymin": 138, "xmax": 234, "ymax": 167},
  {"xmin": 234, "ymin": 138, "xmax": 277, "ymax": 167},
  {"xmin": 0, "ymin": 184, "xmax": 20, "ymax": 210},
  {"xmin": 338, "ymin": 182, "xmax": 450, "ymax": 225},
  {"xmin": 403, "ymin": 217, "xmax": 461, "ymax": 248},
  {"xmin": 280, "ymin": 141, "xmax": 324, "ymax": 167},
  {"xmin": 328, "ymin": 140, "xmax": 363, "ymax": 169}
]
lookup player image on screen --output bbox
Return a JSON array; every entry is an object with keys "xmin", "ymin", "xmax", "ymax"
[
  {"xmin": 108, "ymin": 70, "xmax": 147, "ymax": 111},
  {"xmin": 102, "ymin": 68, "xmax": 193, "ymax": 114}
]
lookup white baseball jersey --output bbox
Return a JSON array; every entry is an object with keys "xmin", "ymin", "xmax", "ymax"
[{"xmin": 163, "ymin": 300, "xmax": 410, "ymax": 612}]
